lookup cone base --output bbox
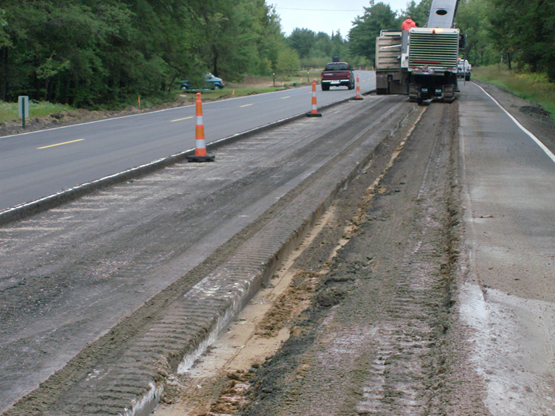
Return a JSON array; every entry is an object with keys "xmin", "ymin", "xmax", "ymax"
[
  {"xmin": 187, "ymin": 154, "xmax": 215, "ymax": 163},
  {"xmin": 351, "ymin": 96, "xmax": 364, "ymax": 100},
  {"xmin": 306, "ymin": 112, "xmax": 322, "ymax": 117}
]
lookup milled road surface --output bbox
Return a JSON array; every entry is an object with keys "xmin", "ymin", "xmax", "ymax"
[
  {"xmin": 237, "ymin": 99, "xmax": 489, "ymax": 416},
  {"xmin": 155, "ymin": 82, "xmax": 555, "ymax": 416},
  {"xmin": 3, "ymin": 81, "xmax": 555, "ymax": 416},
  {"xmin": 1, "ymin": 93, "xmax": 409, "ymax": 415}
]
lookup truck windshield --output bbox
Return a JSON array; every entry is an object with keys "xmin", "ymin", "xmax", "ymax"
[{"xmin": 325, "ymin": 63, "xmax": 349, "ymax": 71}]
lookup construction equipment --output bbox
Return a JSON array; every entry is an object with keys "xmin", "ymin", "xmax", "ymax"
[{"xmin": 376, "ymin": 0, "xmax": 463, "ymax": 103}]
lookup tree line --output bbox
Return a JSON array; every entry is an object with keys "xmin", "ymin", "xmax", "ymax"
[
  {"xmin": 0, "ymin": 0, "xmax": 552, "ymax": 108},
  {"xmin": 0, "ymin": 0, "xmax": 285, "ymax": 107}
]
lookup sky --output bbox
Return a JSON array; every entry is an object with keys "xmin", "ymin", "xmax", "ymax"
[{"xmin": 271, "ymin": 0, "xmax": 409, "ymax": 38}]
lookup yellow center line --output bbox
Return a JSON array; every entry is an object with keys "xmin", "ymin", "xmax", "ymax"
[
  {"xmin": 240, "ymin": 104, "xmax": 253, "ymax": 108},
  {"xmin": 38, "ymin": 139, "xmax": 84, "ymax": 150},
  {"xmin": 281, "ymin": 96, "xmax": 290, "ymax": 99},
  {"xmin": 171, "ymin": 116, "xmax": 194, "ymax": 122}
]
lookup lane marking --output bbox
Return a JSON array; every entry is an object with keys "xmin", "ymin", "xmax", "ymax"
[
  {"xmin": 38, "ymin": 139, "xmax": 84, "ymax": 150},
  {"xmin": 240, "ymin": 104, "xmax": 253, "ymax": 108},
  {"xmin": 0, "ymin": 85, "xmax": 313, "ymax": 140},
  {"xmin": 171, "ymin": 116, "xmax": 193, "ymax": 122},
  {"xmin": 281, "ymin": 96, "xmax": 290, "ymax": 99},
  {"xmin": 475, "ymin": 83, "xmax": 555, "ymax": 165}
]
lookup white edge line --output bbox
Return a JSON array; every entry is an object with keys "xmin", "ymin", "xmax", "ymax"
[
  {"xmin": 0, "ymin": 151, "xmax": 192, "ymax": 216},
  {"xmin": 475, "ymin": 83, "xmax": 555, "ymax": 164}
]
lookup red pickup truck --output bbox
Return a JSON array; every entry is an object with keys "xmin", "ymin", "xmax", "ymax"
[{"xmin": 320, "ymin": 62, "xmax": 355, "ymax": 91}]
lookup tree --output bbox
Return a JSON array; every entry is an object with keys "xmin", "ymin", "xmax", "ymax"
[
  {"xmin": 456, "ymin": 0, "xmax": 495, "ymax": 66},
  {"xmin": 0, "ymin": 8, "xmax": 9, "ymax": 47},
  {"xmin": 349, "ymin": 1, "xmax": 399, "ymax": 62},
  {"xmin": 488, "ymin": 0, "xmax": 555, "ymax": 80},
  {"xmin": 287, "ymin": 28, "xmax": 317, "ymax": 59},
  {"xmin": 276, "ymin": 47, "xmax": 300, "ymax": 74},
  {"xmin": 0, "ymin": 0, "xmax": 289, "ymax": 105},
  {"xmin": 404, "ymin": 0, "xmax": 432, "ymax": 27}
]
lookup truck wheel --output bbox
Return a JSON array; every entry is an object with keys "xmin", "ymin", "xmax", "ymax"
[
  {"xmin": 465, "ymin": 74, "xmax": 471, "ymax": 81},
  {"xmin": 322, "ymin": 83, "xmax": 330, "ymax": 91}
]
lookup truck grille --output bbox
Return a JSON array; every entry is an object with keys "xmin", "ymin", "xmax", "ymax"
[{"xmin": 409, "ymin": 32, "xmax": 458, "ymax": 68}]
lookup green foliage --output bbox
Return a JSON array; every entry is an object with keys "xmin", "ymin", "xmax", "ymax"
[
  {"xmin": 348, "ymin": 1, "xmax": 399, "ymax": 63},
  {"xmin": 0, "ymin": 0, "xmax": 285, "ymax": 107},
  {"xmin": 487, "ymin": 0, "xmax": 555, "ymax": 81},
  {"xmin": 473, "ymin": 65, "xmax": 555, "ymax": 117},
  {"xmin": 285, "ymin": 29, "xmax": 349, "ymax": 69},
  {"xmin": 276, "ymin": 47, "xmax": 301, "ymax": 74},
  {"xmin": 456, "ymin": 0, "xmax": 496, "ymax": 66},
  {"xmin": 0, "ymin": 8, "xmax": 10, "ymax": 47},
  {"xmin": 287, "ymin": 28, "xmax": 317, "ymax": 59}
]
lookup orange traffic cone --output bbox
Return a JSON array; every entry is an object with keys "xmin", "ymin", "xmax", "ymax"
[
  {"xmin": 306, "ymin": 79, "xmax": 322, "ymax": 117},
  {"xmin": 187, "ymin": 93, "xmax": 215, "ymax": 162},
  {"xmin": 352, "ymin": 74, "xmax": 363, "ymax": 100}
]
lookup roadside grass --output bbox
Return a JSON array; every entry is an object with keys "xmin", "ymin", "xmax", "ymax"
[
  {"xmin": 473, "ymin": 66, "xmax": 555, "ymax": 118},
  {"xmin": 0, "ymin": 101, "xmax": 73, "ymax": 123}
]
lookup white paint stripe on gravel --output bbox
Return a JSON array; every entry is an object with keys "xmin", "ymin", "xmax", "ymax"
[{"xmin": 475, "ymin": 83, "xmax": 555, "ymax": 165}]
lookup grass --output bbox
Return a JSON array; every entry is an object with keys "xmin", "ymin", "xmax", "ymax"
[
  {"xmin": 473, "ymin": 65, "xmax": 555, "ymax": 118},
  {"xmin": 0, "ymin": 100, "xmax": 74, "ymax": 123}
]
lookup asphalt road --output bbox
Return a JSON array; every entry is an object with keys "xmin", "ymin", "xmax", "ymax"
[
  {"xmin": 0, "ymin": 72, "xmax": 375, "ymax": 212},
  {"xmin": 459, "ymin": 81, "xmax": 555, "ymax": 414}
]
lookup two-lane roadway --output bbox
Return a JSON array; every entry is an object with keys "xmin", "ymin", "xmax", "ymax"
[{"xmin": 0, "ymin": 72, "xmax": 375, "ymax": 212}]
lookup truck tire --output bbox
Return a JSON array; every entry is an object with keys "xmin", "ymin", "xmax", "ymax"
[
  {"xmin": 322, "ymin": 83, "xmax": 330, "ymax": 91},
  {"xmin": 465, "ymin": 74, "xmax": 471, "ymax": 81}
]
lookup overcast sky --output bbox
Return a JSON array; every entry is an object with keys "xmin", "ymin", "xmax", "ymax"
[{"xmin": 271, "ymin": 0, "xmax": 410, "ymax": 38}]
